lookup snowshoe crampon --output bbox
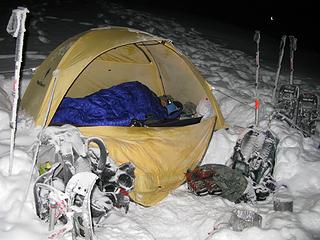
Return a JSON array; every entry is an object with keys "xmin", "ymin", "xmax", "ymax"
[
  {"xmin": 185, "ymin": 164, "xmax": 248, "ymax": 202},
  {"xmin": 229, "ymin": 126, "xmax": 279, "ymax": 201},
  {"xmin": 33, "ymin": 125, "xmax": 135, "ymax": 239}
]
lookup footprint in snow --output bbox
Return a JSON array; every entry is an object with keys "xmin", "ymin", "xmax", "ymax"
[
  {"xmin": 45, "ymin": 16, "xmax": 59, "ymax": 20},
  {"xmin": 61, "ymin": 18, "xmax": 74, "ymax": 22},
  {"xmin": 38, "ymin": 36, "xmax": 50, "ymax": 44},
  {"xmin": 79, "ymin": 22, "xmax": 93, "ymax": 26}
]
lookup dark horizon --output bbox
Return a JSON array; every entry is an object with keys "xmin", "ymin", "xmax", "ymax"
[
  {"xmin": 1, "ymin": 0, "xmax": 319, "ymax": 53},
  {"xmin": 113, "ymin": 0, "xmax": 319, "ymax": 53}
]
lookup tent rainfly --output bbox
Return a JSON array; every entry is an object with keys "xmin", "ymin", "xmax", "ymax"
[{"xmin": 21, "ymin": 26, "xmax": 226, "ymax": 206}]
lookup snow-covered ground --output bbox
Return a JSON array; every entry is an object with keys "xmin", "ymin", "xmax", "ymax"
[{"xmin": 1, "ymin": 1, "xmax": 320, "ymax": 239}]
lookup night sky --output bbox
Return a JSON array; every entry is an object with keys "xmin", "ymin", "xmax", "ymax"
[
  {"xmin": 114, "ymin": 0, "xmax": 318, "ymax": 53},
  {"xmin": 0, "ymin": 0, "xmax": 318, "ymax": 53}
]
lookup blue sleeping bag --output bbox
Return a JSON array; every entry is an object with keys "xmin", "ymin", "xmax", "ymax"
[{"xmin": 51, "ymin": 81, "xmax": 172, "ymax": 126}]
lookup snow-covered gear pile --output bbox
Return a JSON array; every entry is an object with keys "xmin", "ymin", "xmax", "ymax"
[
  {"xmin": 229, "ymin": 126, "xmax": 279, "ymax": 201},
  {"xmin": 186, "ymin": 31, "xmax": 279, "ymax": 203},
  {"xmin": 185, "ymin": 164, "xmax": 248, "ymax": 203},
  {"xmin": 33, "ymin": 125, "xmax": 135, "ymax": 239}
]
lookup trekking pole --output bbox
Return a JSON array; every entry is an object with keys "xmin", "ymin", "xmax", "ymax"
[
  {"xmin": 254, "ymin": 30, "xmax": 261, "ymax": 126},
  {"xmin": 19, "ymin": 70, "xmax": 60, "ymax": 218},
  {"xmin": 6, "ymin": 7, "xmax": 29, "ymax": 175},
  {"xmin": 272, "ymin": 35, "xmax": 287, "ymax": 103},
  {"xmin": 289, "ymin": 36, "xmax": 297, "ymax": 85}
]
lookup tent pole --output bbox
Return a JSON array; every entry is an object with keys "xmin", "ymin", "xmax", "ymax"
[
  {"xmin": 19, "ymin": 71, "xmax": 59, "ymax": 217},
  {"xmin": 142, "ymin": 43, "xmax": 166, "ymax": 95}
]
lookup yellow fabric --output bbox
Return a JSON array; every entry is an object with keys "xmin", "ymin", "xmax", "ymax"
[
  {"xmin": 21, "ymin": 27, "xmax": 226, "ymax": 206},
  {"xmin": 80, "ymin": 118, "xmax": 216, "ymax": 206}
]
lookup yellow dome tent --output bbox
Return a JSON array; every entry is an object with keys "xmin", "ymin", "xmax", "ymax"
[{"xmin": 21, "ymin": 27, "xmax": 226, "ymax": 206}]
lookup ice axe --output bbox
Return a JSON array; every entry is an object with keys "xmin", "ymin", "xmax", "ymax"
[{"xmin": 6, "ymin": 7, "xmax": 29, "ymax": 175}]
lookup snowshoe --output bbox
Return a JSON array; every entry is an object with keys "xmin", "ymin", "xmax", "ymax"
[
  {"xmin": 229, "ymin": 126, "xmax": 279, "ymax": 201},
  {"xmin": 274, "ymin": 84, "xmax": 299, "ymax": 124},
  {"xmin": 295, "ymin": 92, "xmax": 319, "ymax": 137}
]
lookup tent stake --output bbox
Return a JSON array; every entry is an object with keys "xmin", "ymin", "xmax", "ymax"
[{"xmin": 6, "ymin": 7, "xmax": 29, "ymax": 175}]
